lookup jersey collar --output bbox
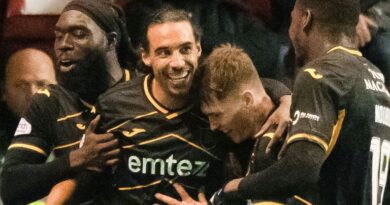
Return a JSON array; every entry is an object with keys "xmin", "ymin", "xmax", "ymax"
[
  {"xmin": 143, "ymin": 74, "xmax": 193, "ymax": 119},
  {"xmin": 327, "ymin": 46, "xmax": 362, "ymax": 56}
]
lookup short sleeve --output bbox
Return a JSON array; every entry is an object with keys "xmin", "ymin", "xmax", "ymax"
[
  {"xmin": 287, "ymin": 67, "xmax": 345, "ymax": 153},
  {"xmin": 9, "ymin": 89, "xmax": 59, "ymax": 157}
]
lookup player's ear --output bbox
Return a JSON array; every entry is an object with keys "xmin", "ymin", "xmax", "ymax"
[
  {"xmin": 107, "ymin": 32, "xmax": 118, "ymax": 51},
  {"xmin": 242, "ymin": 91, "xmax": 254, "ymax": 107},
  {"xmin": 141, "ymin": 47, "xmax": 151, "ymax": 67},
  {"xmin": 196, "ymin": 41, "xmax": 202, "ymax": 58},
  {"xmin": 303, "ymin": 9, "xmax": 313, "ymax": 32}
]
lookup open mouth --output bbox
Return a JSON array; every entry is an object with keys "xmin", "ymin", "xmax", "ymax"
[
  {"xmin": 59, "ymin": 60, "xmax": 77, "ymax": 72},
  {"xmin": 167, "ymin": 70, "xmax": 190, "ymax": 81}
]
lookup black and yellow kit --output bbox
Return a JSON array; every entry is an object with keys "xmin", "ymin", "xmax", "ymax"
[
  {"xmin": 96, "ymin": 74, "xmax": 227, "ymax": 204},
  {"xmin": 1, "ymin": 69, "xmax": 132, "ymax": 204},
  {"xmin": 287, "ymin": 46, "xmax": 390, "ymax": 204},
  {"xmin": 1, "ymin": 84, "xmax": 95, "ymax": 204}
]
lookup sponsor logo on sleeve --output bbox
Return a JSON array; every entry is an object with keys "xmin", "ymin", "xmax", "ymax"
[
  {"xmin": 14, "ymin": 118, "xmax": 32, "ymax": 136},
  {"xmin": 292, "ymin": 110, "xmax": 320, "ymax": 125}
]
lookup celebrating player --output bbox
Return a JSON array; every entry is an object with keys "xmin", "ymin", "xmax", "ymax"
[
  {"xmin": 1, "ymin": 0, "xmax": 134, "ymax": 204},
  {"xmin": 95, "ymin": 8, "xmax": 291, "ymax": 204},
  {"xmin": 155, "ymin": 0, "xmax": 390, "ymax": 204}
]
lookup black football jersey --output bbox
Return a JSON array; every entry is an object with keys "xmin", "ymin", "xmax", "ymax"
[
  {"xmin": 96, "ymin": 74, "xmax": 227, "ymax": 204},
  {"xmin": 8, "ymin": 84, "xmax": 94, "ymax": 158},
  {"xmin": 286, "ymin": 46, "xmax": 390, "ymax": 205},
  {"xmin": 7, "ymin": 69, "xmax": 132, "ymax": 158}
]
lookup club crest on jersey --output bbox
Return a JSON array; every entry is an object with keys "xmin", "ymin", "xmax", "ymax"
[{"xmin": 14, "ymin": 118, "xmax": 32, "ymax": 136}]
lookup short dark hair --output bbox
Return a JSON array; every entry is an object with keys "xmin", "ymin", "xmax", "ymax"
[
  {"xmin": 200, "ymin": 44, "xmax": 258, "ymax": 103},
  {"xmin": 140, "ymin": 7, "xmax": 202, "ymax": 52},
  {"xmin": 297, "ymin": 0, "xmax": 359, "ymax": 42}
]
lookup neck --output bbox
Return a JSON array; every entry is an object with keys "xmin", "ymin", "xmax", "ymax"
[
  {"xmin": 78, "ymin": 55, "xmax": 123, "ymax": 104},
  {"xmin": 252, "ymin": 95, "xmax": 275, "ymax": 138},
  {"xmin": 305, "ymin": 32, "xmax": 357, "ymax": 63},
  {"xmin": 152, "ymin": 79, "xmax": 188, "ymax": 110},
  {"xmin": 106, "ymin": 53, "xmax": 123, "ymax": 87}
]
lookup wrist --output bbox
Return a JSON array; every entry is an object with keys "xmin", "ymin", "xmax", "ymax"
[{"xmin": 68, "ymin": 149, "xmax": 84, "ymax": 170}]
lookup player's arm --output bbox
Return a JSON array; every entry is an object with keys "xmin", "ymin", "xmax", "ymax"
[
  {"xmin": 155, "ymin": 139, "xmax": 324, "ymax": 205},
  {"xmin": 0, "ymin": 92, "xmax": 76, "ymax": 204},
  {"xmin": 234, "ymin": 141, "xmax": 324, "ymax": 199},
  {"xmin": 259, "ymin": 78, "xmax": 292, "ymax": 153},
  {"xmin": 261, "ymin": 78, "xmax": 291, "ymax": 104},
  {"xmin": 1, "ymin": 94, "xmax": 118, "ymax": 204},
  {"xmin": 221, "ymin": 66, "xmax": 341, "ymax": 201},
  {"xmin": 1, "ymin": 136, "xmax": 74, "ymax": 204},
  {"xmin": 44, "ymin": 101, "xmax": 121, "ymax": 205}
]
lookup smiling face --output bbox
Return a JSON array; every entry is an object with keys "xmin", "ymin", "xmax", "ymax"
[
  {"xmin": 142, "ymin": 21, "xmax": 201, "ymax": 101},
  {"xmin": 201, "ymin": 93, "xmax": 253, "ymax": 144}
]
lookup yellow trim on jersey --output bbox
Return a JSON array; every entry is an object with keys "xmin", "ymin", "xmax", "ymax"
[
  {"xmin": 122, "ymin": 133, "xmax": 218, "ymax": 159},
  {"xmin": 287, "ymin": 133, "xmax": 329, "ymax": 152},
  {"xmin": 327, "ymin": 109, "xmax": 346, "ymax": 155},
  {"xmin": 144, "ymin": 75, "xmax": 169, "ymax": 114},
  {"xmin": 118, "ymin": 180, "xmax": 161, "ymax": 191},
  {"xmin": 134, "ymin": 111, "xmax": 158, "ymax": 120},
  {"xmin": 53, "ymin": 140, "xmax": 80, "ymax": 150},
  {"xmin": 107, "ymin": 121, "xmax": 129, "ymax": 133},
  {"xmin": 124, "ymin": 69, "xmax": 130, "ymax": 81},
  {"xmin": 37, "ymin": 89, "xmax": 50, "ymax": 97},
  {"xmin": 90, "ymin": 106, "xmax": 96, "ymax": 114},
  {"xmin": 8, "ymin": 143, "xmax": 47, "ymax": 156},
  {"xmin": 251, "ymin": 202, "xmax": 283, "ymax": 205},
  {"xmin": 57, "ymin": 112, "xmax": 82, "ymax": 122},
  {"xmin": 293, "ymin": 195, "xmax": 313, "ymax": 205},
  {"xmin": 122, "ymin": 128, "xmax": 146, "ymax": 138},
  {"xmin": 166, "ymin": 105, "xmax": 193, "ymax": 120},
  {"xmin": 327, "ymin": 46, "xmax": 362, "ymax": 56},
  {"xmin": 304, "ymin": 68, "xmax": 323, "ymax": 79},
  {"xmin": 76, "ymin": 123, "xmax": 86, "ymax": 130},
  {"xmin": 106, "ymin": 111, "xmax": 158, "ymax": 133}
]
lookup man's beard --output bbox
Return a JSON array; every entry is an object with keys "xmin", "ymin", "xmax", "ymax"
[{"xmin": 58, "ymin": 51, "xmax": 111, "ymax": 104}]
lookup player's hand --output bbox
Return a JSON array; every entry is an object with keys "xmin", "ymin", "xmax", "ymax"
[
  {"xmin": 46, "ymin": 179, "xmax": 76, "ymax": 205},
  {"xmin": 155, "ymin": 183, "xmax": 207, "ymax": 205},
  {"xmin": 69, "ymin": 115, "xmax": 120, "ymax": 171},
  {"xmin": 356, "ymin": 14, "xmax": 377, "ymax": 47},
  {"xmin": 257, "ymin": 95, "xmax": 291, "ymax": 154}
]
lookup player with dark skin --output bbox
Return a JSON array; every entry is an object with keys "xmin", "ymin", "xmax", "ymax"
[
  {"xmin": 0, "ymin": 0, "xmax": 134, "ymax": 204},
  {"xmin": 56, "ymin": 7, "xmax": 121, "ymax": 171}
]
